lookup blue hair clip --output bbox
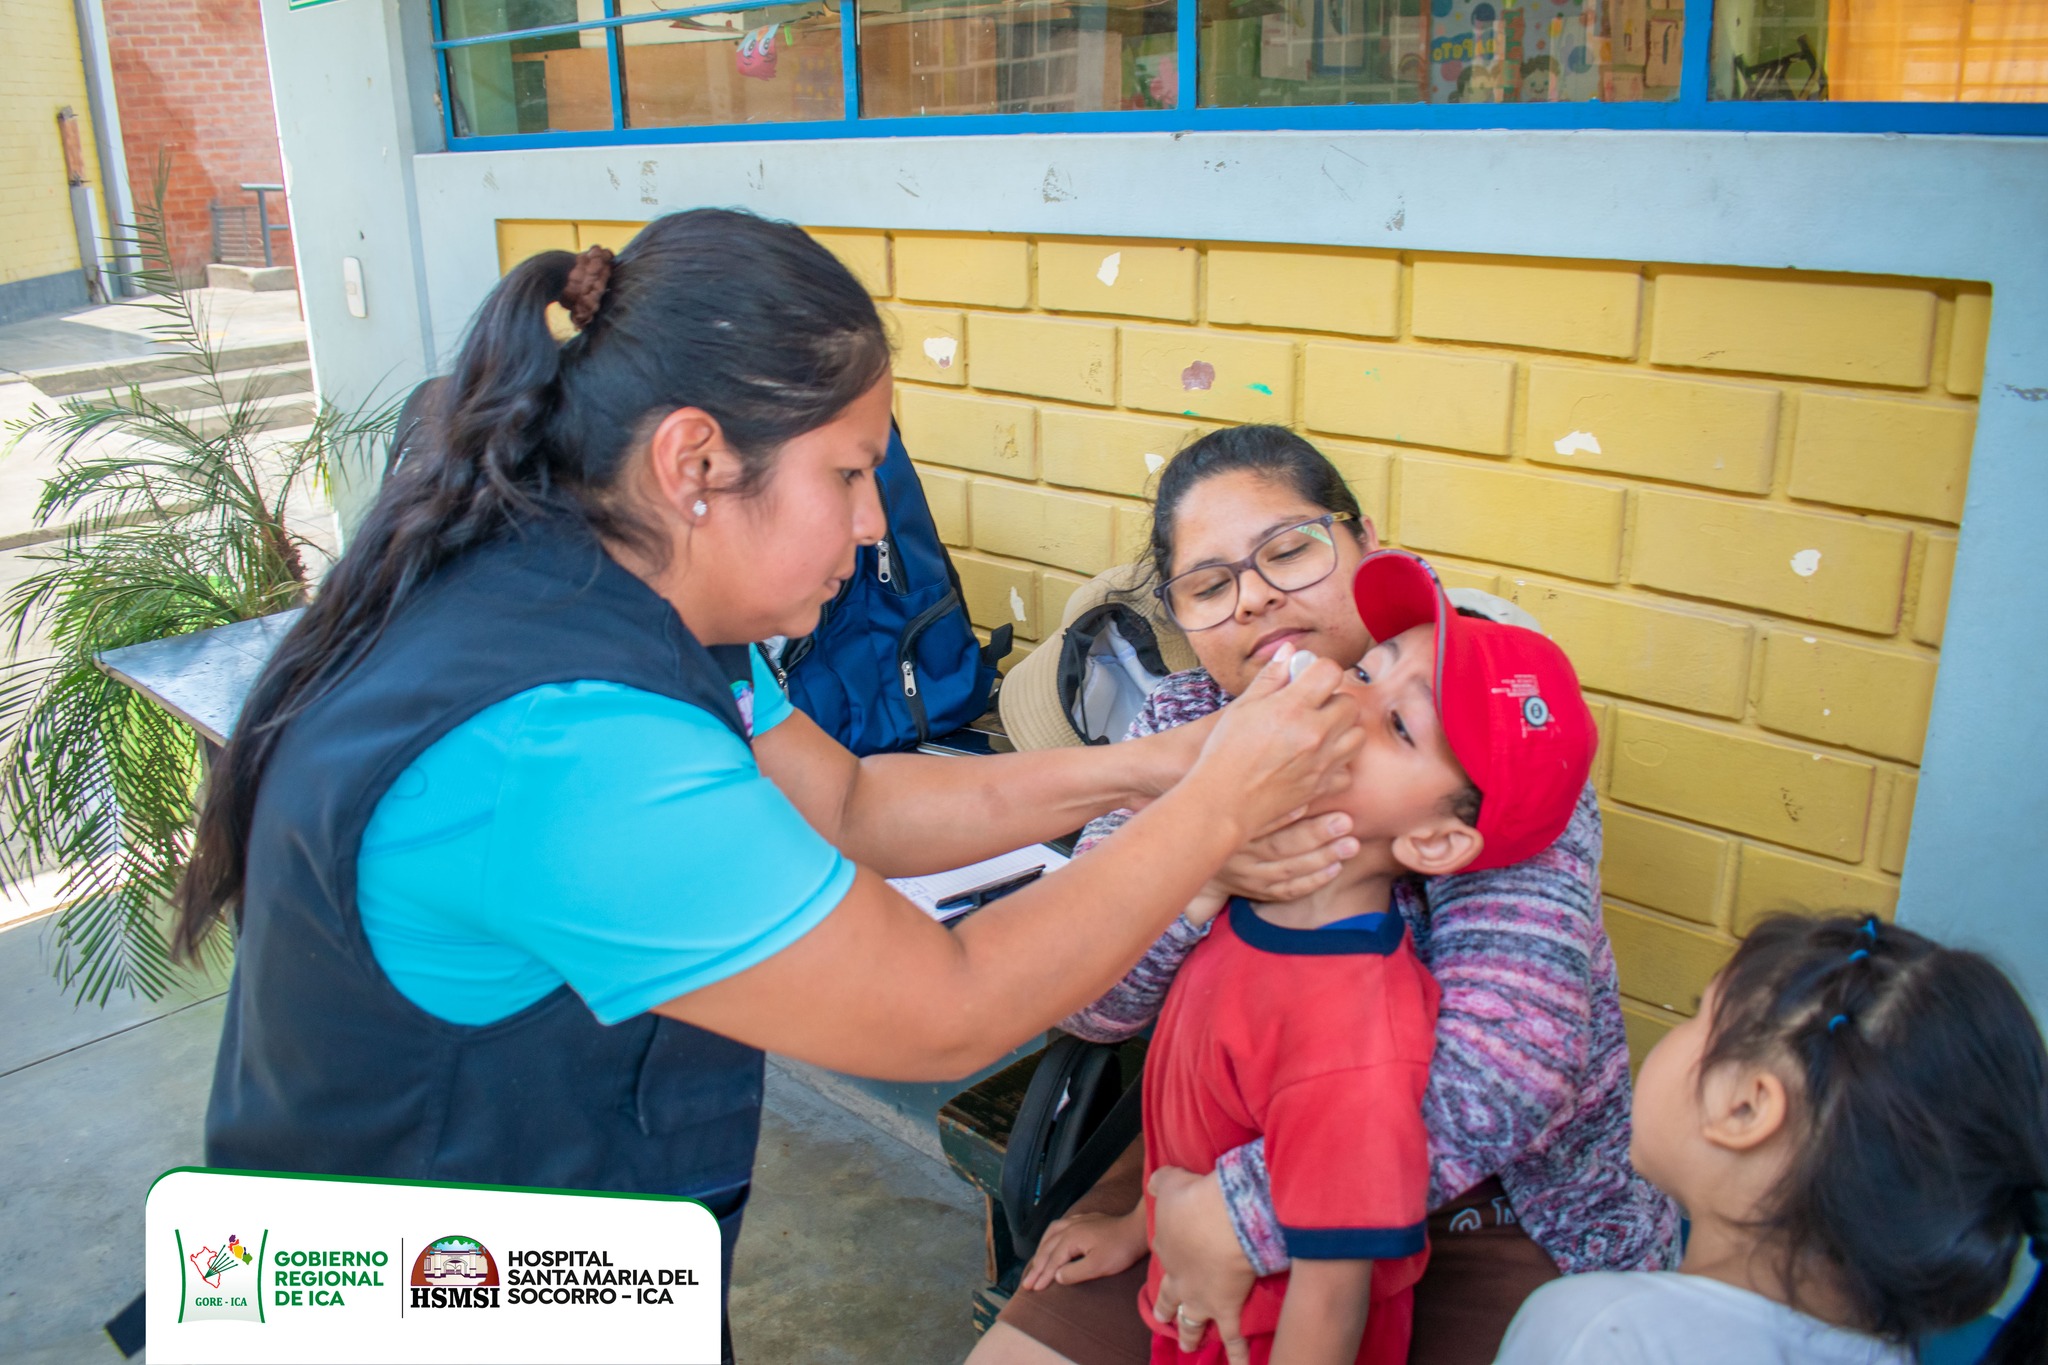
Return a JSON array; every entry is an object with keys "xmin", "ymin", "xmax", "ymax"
[
  {"xmin": 1828, "ymin": 1013, "xmax": 1850, "ymax": 1033},
  {"xmin": 1848, "ymin": 948, "xmax": 1870, "ymax": 963},
  {"xmin": 1860, "ymin": 918, "xmax": 1880, "ymax": 941}
]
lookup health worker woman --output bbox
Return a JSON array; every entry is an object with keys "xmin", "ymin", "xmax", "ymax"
[{"xmin": 171, "ymin": 212, "xmax": 1360, "ymax": 1347}]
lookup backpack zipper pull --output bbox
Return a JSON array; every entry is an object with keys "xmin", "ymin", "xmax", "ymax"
[
  {"xmin": 876, "ymin": 538, "xmax": 895, "ymax": 587},
  {"xmin": 900, "ymin": 660, "xmax": 919, "ymax": 698}
]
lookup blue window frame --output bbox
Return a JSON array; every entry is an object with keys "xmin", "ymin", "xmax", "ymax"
[{"xmin": 431, "ymin": 0, "xmax": 2048, "ymax": 147}]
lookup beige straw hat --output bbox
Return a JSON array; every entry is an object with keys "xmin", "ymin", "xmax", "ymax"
[{"xmin": 1000, "ymin": 562, "xmax": 1201, "ymax": 752}]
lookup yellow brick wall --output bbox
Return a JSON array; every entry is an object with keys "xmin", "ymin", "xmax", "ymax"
[
  {"xmin": 501, "ymin": 222, "xmax": 1986, "ymax": 1067},
  {"xmin": 0, "ymin": 0, "xmax": 107, "ymax": 286}
]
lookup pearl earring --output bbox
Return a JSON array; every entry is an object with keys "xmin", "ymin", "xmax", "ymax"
[{"xmin": 693, "ymin": 500, "xmax": 709, "ymax": 517}]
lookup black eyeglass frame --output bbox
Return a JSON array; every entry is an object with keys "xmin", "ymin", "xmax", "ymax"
[{"xmin": 1152, "ymin": 513, "xmax": 1358, "ymax": 633}]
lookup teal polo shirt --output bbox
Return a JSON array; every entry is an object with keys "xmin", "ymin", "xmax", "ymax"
[{"xmin": 355, "ymin": 650, "xmax": 854, "ymax": 1026}]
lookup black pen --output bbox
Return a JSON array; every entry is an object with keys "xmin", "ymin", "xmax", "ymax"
[{"xmin": 933, "ymin": 864, "xmax": 1047, "ymax": 913}]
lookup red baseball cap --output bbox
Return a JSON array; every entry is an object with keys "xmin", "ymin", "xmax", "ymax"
[{"xmin": 1350, "ymin": 550, "xmax": 1595, "ymax": 872}]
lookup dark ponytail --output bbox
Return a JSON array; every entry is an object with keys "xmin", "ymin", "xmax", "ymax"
[
  {"xmin": 171, "ymin": 209, "xmax": 889, "ymax": 959},
  {"xmin": 1146, "ymin": 425, "xmax": 1364, "ymax": 583},
  {"xmin": 1701, "ymin": 914, "xmax": 2048, "ymax": 1356}
]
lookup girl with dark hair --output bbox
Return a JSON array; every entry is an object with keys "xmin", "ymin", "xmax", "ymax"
[
  {"xmin": 976, "ymin": 425, "xmax": 1675, "ymax": 1365},
  {"xmin": 1497, "ymin": 913, "xmax": 2048, "ymax": 1364},
  {"xmin": 177, "ymin": 212, "xmax": 1363, "ymax": 1347}
]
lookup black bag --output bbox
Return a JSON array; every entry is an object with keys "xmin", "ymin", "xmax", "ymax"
[{"xmin": 1000, "ymin": 1034, "xmax": 1145, "ymax": 1261}]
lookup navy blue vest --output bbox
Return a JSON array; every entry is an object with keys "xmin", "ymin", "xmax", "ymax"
[{"xmin": 206, "ymin": 522, "xmax": 767, "ymax": 1287}]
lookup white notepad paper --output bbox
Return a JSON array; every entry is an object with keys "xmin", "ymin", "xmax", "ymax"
[{"xmin": 888, "ymin": 843, "xmax": 1072, "ymax": 923}]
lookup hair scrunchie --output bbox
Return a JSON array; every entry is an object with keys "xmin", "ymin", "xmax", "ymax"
[{"xmin": 559, "ymin": 245, "xmax": 616, "ymax": 331}]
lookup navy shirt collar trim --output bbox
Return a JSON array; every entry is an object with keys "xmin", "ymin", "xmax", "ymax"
[{"xmin": 1227, "ymin": 897, "xmax": 1406, "ymax": 957}]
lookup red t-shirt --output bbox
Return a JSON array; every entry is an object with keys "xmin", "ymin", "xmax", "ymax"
[{"xmin": 1141, "ymin": 898, "xmax": 1440, "ymax": 1365}]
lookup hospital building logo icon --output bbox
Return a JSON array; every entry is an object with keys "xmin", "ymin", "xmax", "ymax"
[
  {"xmin": 175, "ymin": 1229, "xmax": 265, "ymax": 1323},
  {"xmin": 409, "ymin": 1234, "xmax": 502, "ymax": 1308}
]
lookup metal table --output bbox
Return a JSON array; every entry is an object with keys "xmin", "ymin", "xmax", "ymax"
[{"xmin": 93, "ymin": 609, "xmax": 304, "ymax": 751}]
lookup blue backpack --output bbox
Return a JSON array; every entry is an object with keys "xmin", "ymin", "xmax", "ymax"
[{"xmin": 763, "ymin": 425, "xmax": 1010, "ymax": 753}]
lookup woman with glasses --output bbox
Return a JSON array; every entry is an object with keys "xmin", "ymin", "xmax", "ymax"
[{"xmin": 973, "ymin": 426, "xmax": 1678, "ymax": 1365}]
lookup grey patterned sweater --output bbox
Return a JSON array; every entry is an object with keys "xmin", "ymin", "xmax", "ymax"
[{"xmin": 1061, "ymin": 667, "xmax": 1680, "ymax": 1278}]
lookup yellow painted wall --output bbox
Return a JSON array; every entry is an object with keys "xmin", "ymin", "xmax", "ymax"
[
  {"xmin": 502, "ymin": 221, "xmax": 1986, "ymax": 1066},
  {"xmin": 0, "ymin": 0, "xmax": 108, "ymax": 287}
]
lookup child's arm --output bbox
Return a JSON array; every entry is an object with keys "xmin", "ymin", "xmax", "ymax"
[
  {"xmin": 1268, "ymin": 1259, "xmax": 1373, "ymax": 1365},
  {"xmin": 1020, "ymin": 1199, "xmax": 1149, "ymax": 1291}
]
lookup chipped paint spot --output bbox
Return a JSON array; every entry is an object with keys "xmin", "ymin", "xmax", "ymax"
[
  {"xmin": 1181, "ymin": 361, "xmax": 1215, "ymax": 392},
  {"xmin": 1247, "ymin": 382, "xmax": 1273, "ymax": 395},
  {"xmin": 1041, "ymin": 166, "xmax": 1075, "ymax": 203},
  {"xmin": 1144, "ymin": 452, "xmax": 1166, "ymax": 474},
  {"xmin": 2005, "ymin": 384, "xmax": 2048, "ymax": 402},
  {"xmin": 1097, "ymin": 252, "xmax": 1122, "ymax": 287},
  {"xmin": 1822, "ymin": 708, "xmax": 1832, "ymax": 716},
  {"xmin": 1803, "ymin": 636, "xmax": 1817, "ymax": 644},
  {"xmin": 1553, "ymin": 430, "xmax": 1602, "ymax": 458},
  {"xmin": 922, "ymin": 336, "xmax": 958, "ymax": 369},
  {"xmin": 1790, "ymin": 549, "xmax": 1822, "ymax": 577},
  {"xmin": 1008, "ymin": 587, "xmax": 1027, "ymax": 621}
]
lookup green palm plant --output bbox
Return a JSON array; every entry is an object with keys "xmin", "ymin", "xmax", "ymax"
[{"xmin": 0, "ymin": 162, "xmax": 397, "ymax": 1004}]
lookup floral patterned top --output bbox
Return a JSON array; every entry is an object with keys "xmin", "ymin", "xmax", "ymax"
[{"xmin": 1061, "ymin": 667, "xmax": 1681, "ymax": 1278}]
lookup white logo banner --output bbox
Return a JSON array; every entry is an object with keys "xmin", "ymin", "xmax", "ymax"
[{"xmin": 146, "ymin": 1168, "xmax": 721, "ymax": 1363}]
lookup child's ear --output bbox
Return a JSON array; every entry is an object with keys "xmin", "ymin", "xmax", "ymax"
[
  {"xmin": 1699, "ymin": 1061, "xmax": 1792, "ymax": 1154},
  {"xmin": 1391, "ymin": 819, "xmax": 1483, "ymax": 877}
]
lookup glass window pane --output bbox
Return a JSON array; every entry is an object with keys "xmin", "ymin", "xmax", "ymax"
[
  {"xmin": 620, "ymin": 7, "xmax": 846, "ymax": 126},
  {"xmin": 1711, "ymin": 0, "xmax": 2048, "ymax": 100},
  {"xmin": 859, "ymin": 0, "xmax": 1179, "ymax": 118},
  {"xmin": 443, "ymin": 0, "xmax": 587, "ymax": 41},
  {"xmin": 446, "ymin": 27, "xmax": 614, "ymax": 135},
  {"xmin": 1200, "ymin": 0, "xmax": 1679, "ymax": 106}
]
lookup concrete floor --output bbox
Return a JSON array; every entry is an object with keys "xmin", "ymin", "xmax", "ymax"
[{"xmin": 0, "ymin": 913, "xmax": 988, "ymax": 1365}]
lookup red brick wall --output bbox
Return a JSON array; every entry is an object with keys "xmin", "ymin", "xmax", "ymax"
[{"xmin": 103, "ymin": 0, "xmax": 294, "ymax": 282}]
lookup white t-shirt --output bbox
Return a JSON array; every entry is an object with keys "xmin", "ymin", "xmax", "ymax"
[{"xmin": 1495, "ymin": 1272, "xmax": 1912, "ymax": 1365}]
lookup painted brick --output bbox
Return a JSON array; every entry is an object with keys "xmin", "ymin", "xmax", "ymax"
[
  {"xmin": 1317, "ymin": 440, "xmax": 1396, "ymax": 531},
  {"xmin": 1591, "ymin": 699, "xmax": 1615, "ymax": 796},
  {"xmin": 1789, "ymin": 392, "xmax": 1972, "ymax": 524},
  {"xmin": 969, "ymin": 314, "xmax": 1117, "ymax": 406},
  {"xmin": 1396, "ymin": 456, "xmax": 1626, "ymax": 583},
  {"xmin": 1304, "ymin": 343, "xmax": 1516, "ymax": 456},
  {"xmin": 1609, "ymin": 710, "xmax": 1876, "ymax": 862},
  {"xmin": 1756, "ymin": 631, "xmax": 1937, "ymax": 763},
  {"xmin": 897, "ymin": 388, "xmax": 1035, "ymax": 479},
  {"xmin": 1912, "ymin": 533, "xmax": 1956, "ymax": 646},
  {"xmin": 1602, "ymin": 805, "xmax": 1730, "ymax": 926},
  {"xmin": 806, "ymin": 227, "xmax": 891, "ymax": 296},
  {"xmin": 994, "ymin": 637, "xmax": 1035, "ymax": 673},
  {"xmin": 915, "ymin": 463, "xmax": 970, "ymax": 546},
  {"xmin": 497, "ymin": 219, "xmax": 578, "ymax": 272},
  {"xmin": 1039, "ymin": 568, "xmax": 1091, "ymax": 631},
  {"xmin": 1412, "ymin": 259, "xmax": 1642, "ymax": 358},
  {"xmin": 1120, "ymin": 326, "xmax": 1296, "ymax": 424},
  {"xmin": 894, "ymin": 234, "xmax": 1030, "ymax": 308},
  {"xmin": 1650, "ymin": 273, "xmax": 1938, "ymax": 387},
  {"xmin": 1622, "ymin": 999, "xmax": 1686, "ymax": 1071},
  {"xmin": 1628, "ymin": 491, "xmax": 1912, "ymax": 634},
  {"xmin": 1881, "ymin": 772, "xmax": 1917, "ymax": 875},
  {"xmin": 1947, "ymin": 290, "xmax": 1991, "ymax": 397},
  {"xmin": 1607, "ymin": 904, "xmax": 1735, "ymax": 1015},
  {"xmin": 1500, "ymin": 580, "xmax": 1752, "ymax": 718},
  {"xmin": 1038, "ymin": 240, "xmax": 1196, "ymax": 321},
  {"xmin": 1524, "ymin": 365, "xmax": 1779, "ymax": 494},
  {"xmin": 1731, "ymin": 844, "xmax": 1899, "ymax": 936},
  {"xmin": 972, "ymin": 481, "xmax": 1117, "ymax": 576},
  {"xmin": 1431, "ymin": 561, "xmax": 1501, "ymax": 595},
  {"xmin": 1206, "ymin": 246, "xmax": 1400, "ymax": 338},
  {"xmin": 1041, "ymin": 409, "xmax": 1199, "ymax": 498},
  {"xmin": 884, "ymin": 304, "xmax": 966, "ymax": 386},
  {"xmin": 954, "ymin": 552, "xmax": 1038, "ymax": 638},
  {"xmin": 576, "ymin": 221, "xmax": 647, "ymax": 255},
  {"xmin": 1114, "ymin": 502, "xmax": 1155, "ymax": 567}
]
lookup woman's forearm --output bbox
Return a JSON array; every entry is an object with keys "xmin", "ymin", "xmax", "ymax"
[
  {"xmin": 835, "ymin": 727, "xmax": 1201, "ymax": 876},
  {"xmin": 1060, "ymin": 913, "xmax": 1207, "ymax": 1043}
]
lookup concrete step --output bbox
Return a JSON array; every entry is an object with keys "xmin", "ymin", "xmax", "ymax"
[
  {"xmin": 186, "ymin": 392, "xmax": 319, "ymax": 440},
  {"xmin": 21, "ymin": 337, "xmax": 309, "ymax": 398},
  {"xmin": 205, "ymin": 263, "xmax": 297, "ymax": 292},
  {"xmin": 125, "ymin": 360, "xmax": 314, "ymax": 411}
]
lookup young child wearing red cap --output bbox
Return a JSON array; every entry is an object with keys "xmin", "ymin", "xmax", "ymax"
[{"xmin": 1123, "ymin": 549, "xmax": 1600, "ymax": 1365}]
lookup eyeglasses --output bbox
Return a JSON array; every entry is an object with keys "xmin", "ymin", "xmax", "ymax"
[{"xmin": 1154, "ymin": 514, "xmax": 1355, "ymax": 633}]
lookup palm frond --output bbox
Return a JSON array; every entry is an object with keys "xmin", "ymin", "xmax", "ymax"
[{"xmin": 0, "ymin": 155, "xmax": 399, "ymax": 1004}]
